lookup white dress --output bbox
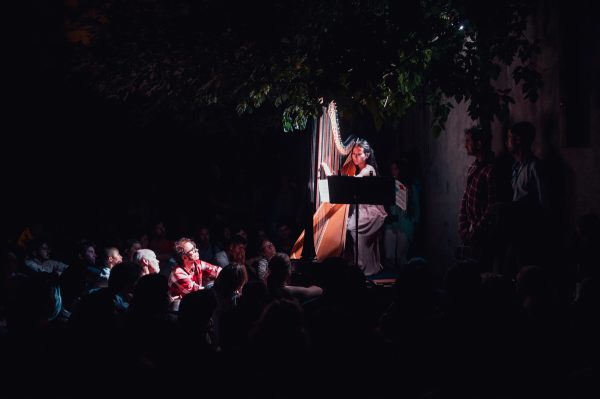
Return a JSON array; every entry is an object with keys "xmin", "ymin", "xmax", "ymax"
[{"xmin": 346, "ymin": 165, "xmax": 388, "ymax": 275}]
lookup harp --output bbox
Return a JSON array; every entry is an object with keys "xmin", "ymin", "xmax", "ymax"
[{"xmin": 290, "ymin": 101, "xmax": 356, "ymax": 260}]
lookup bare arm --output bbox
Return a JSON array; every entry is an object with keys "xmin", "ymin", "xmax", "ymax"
[{"xmin": 284, "ymin": 285, "xmax": 323, "ymax": 302}]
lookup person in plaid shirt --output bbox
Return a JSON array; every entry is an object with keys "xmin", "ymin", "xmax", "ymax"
[
  {"xmin": 168, "ymin": 237, "xmax": 222, "ymax": 301},
  {"xmin": 458, "ymin": 127, "xmax": 500, "ymax": 249}
]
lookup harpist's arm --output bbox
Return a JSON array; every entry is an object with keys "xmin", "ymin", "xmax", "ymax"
[{"xmin": 356, "ymin": 165, "xmax": 376, "ymax": 177}]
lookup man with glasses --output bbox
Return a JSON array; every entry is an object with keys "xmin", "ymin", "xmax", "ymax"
[{"xmin": 168, "ymin": 237, "xmax": 222, "ymax": 301}]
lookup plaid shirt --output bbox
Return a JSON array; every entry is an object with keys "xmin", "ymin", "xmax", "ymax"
[
  {"xmin": 168, "ymin": 260, "xmax": 221, "ymax": 299},
  {"xmin": 459, "ymin": 159, "xmax": 498, "ymax": 244}
]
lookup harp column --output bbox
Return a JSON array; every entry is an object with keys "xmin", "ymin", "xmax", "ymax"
[{"xmin": 299, "ymin": 115, "xmax": 318, "ymax": 260}]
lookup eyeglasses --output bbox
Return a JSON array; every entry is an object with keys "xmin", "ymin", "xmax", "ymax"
[{"xmin": 185, "ymin": 247, "xmax": 199, "ymax": 256}]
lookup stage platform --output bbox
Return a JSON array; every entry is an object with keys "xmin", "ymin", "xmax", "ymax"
[
  {"xmin": 291, "ymin": 258, "xmax": 398, "ymax": 288},
  {"xmin": 366, "ymin": 270, "xmax": 398, "ymax": 287}
]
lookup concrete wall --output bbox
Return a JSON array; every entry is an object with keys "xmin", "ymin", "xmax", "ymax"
[{"xmin": 417, "ymin": 101, "xmax": 473, "ymax": 275}]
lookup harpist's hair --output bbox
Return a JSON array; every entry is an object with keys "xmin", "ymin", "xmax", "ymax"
[{"xmin": 353, "ymin": 138, "xmax": 380, "ymax": 174}]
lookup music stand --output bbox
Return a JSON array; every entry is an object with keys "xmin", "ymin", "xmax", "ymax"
[{"xmin": 327, "ymin": 175, "xmax": 395, "ymax": 267}]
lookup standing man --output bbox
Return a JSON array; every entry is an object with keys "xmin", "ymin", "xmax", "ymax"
[
  {"xmin": 507, "ymin": 121, "xmax": 548, "ymax": 268},
  {"xmin": 458, "ymin": 126, "xmax": 500, "ymax": 269},
  {"xmin": 508, "ymin": 122, "xmax": 546, "ymax": 208}
]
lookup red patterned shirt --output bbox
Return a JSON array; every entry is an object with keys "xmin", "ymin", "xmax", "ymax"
[
  {"xmin": 458, "ymin": 159, "xmax": 498, "ymax": 244},
  {"xmin": 168, "ymin": 260, "xmax": 221, "ymax": 299}
]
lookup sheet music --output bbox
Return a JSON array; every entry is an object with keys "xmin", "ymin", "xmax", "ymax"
[
  {"xmin": 318, "ymin": 179, "xmax": 330, "ymax": 203},
  {"xmin": 396, "ymin": 180, "xmax": 407, "ymax": 210}
]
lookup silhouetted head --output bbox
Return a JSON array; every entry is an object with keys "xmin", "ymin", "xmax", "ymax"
[
  {"xmin": 178, "ymin": 289, "xmax": 218, "ymax": 333},
  {"xmin": 508, "ymin": 121, "xmax": 535, "ymax": 153},
  {"xmin": 108, "ymin": 261, "xmax": 143, "ymax": 297},
  {"xmin": 267, "ymin": 253, "xmax": 292, "ymax": 287},
  {"xmin": 214, "ymin": 263, "xmax": 248, "ymax": 298},
  {"xmin": 129, "ymin": 273, "xmax": 169, "ymax": 317},
  {"xmin": 445, "ymin": 260, "xmax": 482, "ymax": 308},
  {"xmin": 464, "ymin": 126, "xmax": 492, "ymax": 157}
]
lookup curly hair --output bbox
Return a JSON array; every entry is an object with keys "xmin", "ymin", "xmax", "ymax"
[{"xmin": 174, "ymin": 237, "xmax": 195, "ymax": 264}]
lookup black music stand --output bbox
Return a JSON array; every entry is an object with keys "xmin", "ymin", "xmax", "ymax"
[{"xmin": 327, "ymin": 175, "xmax": 395, "ymax": 267}]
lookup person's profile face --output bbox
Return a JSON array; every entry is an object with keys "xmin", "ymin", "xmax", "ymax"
[
  {"xmin": 182, "ymin": 241, "xmax": 199, "ymax": 262},
  {"xmin": 261, "ymin": 241, "xmax": 276, "ymax": 259},
  {"xmin": 507, "ymin": 130, "xmax": 519, "ymax": 153},
  {"xmin": 84, "ymin": 246, "xmax": 97, "ymax": 264},
  {"xmin": 390, "ymin": 163, "xmax": 400, "ymax": 179},
  {"xmin": 34, "ymin": 244, "xmax": 51, "ymax": 261},
  {"xmin": 231, "ymin": 243, "xmax": 246, "ymax": 263},
  {"xmin": 110, "ymin": 249, "xmax": 123, "ymax": 267},
  {"xmin": 148, "ymin": 251, "xmax": 160, "ymax": 274},
  {"xmin": 465, "ymin": 133, "xmax": 476, "ymax": 156}
]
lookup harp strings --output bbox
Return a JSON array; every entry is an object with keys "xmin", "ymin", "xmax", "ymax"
[{"xmin": 314, "ymin": 101, "xmax": 354, "ymax": 249}]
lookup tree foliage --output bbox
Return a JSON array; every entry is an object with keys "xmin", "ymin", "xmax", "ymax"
[{"xmin": 66, "ymin": 0, "xmax": 542, "ymax": 133}]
